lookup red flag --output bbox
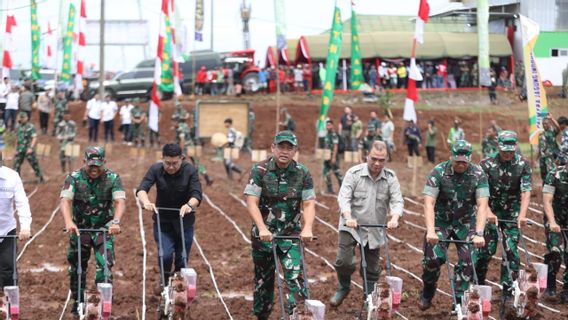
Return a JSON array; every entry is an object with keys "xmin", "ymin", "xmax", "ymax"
[
  {"xmin": 415, "ymin": 0, "xmax": 430, "ymax": 44},
  {"xmin": 5, "ymin": 15, "xmax": 16, "ymax": 33}
]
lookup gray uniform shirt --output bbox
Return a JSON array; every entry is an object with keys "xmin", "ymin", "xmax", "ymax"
[{"xmin": 337, "ymin": 163, "xmax": 404, "ymax": 249}]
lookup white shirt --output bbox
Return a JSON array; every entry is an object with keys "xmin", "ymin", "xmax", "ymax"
[
  {"xmin": 6, "ymin": 92, "xmax": 19, "ymax": 110},
  {"xmin": 0, "ymin": 166, "xmax": 31, "ymax": 241},
  {"xmin": 0, "ymin": 83, "xmax": 9, "ymax": 103},
  {"xmin": 86, "ymin": 98, "xmax": 102, "ymax": 120},
  {"xmin": 381, "ymin": 120, "xmax": 395, "ymax": 142},
  {"xmin": 119, "ymin": 104, "xmax": 133, "ymax": 125},
  {"xmin": 101, "ymin": 101, "xmax": 118, "ymax": 122}
]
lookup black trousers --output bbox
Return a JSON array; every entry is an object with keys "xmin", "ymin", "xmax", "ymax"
[
  {"xmin": 0, "ymin": 229, "xmax": 17, "ymax": 288},
  {"xmin": 426, "ymin": 146, "xmax": 436, "ymax": 163},
  {"xmin": 407, "ymin": 143, "xmax": 420, "ymax": 156},
  {"xmin": 104, "ymin": 120, "xmax": 115, "ymax": 142},
  {"xmin": 39, "ymin": 111, "xmax": 49, "ymax": 134},
  {"xmin": 88, "ymin": 117, "xmax": 100, "ymax": 142}
]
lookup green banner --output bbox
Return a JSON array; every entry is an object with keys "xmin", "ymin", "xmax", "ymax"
[
  {"xmin": 349, "ymin": 8, "xmax": 363, "ymax": 89},
  {"xmin": 317, "ymin": 6, "xmax": 343, "ymax": 135},
  {"xmin": 61, "ymin": 3, "xmax": 75, "ymax": 83},
  {"xmin": 159, "ymin": 14, "xmax": 174, "ymax": 92},
  {"xmin": 477, "ymin": 0, "xmax": 490, "ymax": 86},
  {"xmin": 274, "ymin": 0, "xmax": 287, "ymax": 50},
  {"xmin": 31, "ymin": 0, "xmax": 40, "ymax": 80}
]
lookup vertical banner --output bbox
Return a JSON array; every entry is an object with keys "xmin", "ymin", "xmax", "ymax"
[
  {"xmin": 2, "ymin": 15, "xmax": 16, "ymax": 79},
  {"xmin": 61, "ymin": 3, "xmax": 76, "ymax": 83},
  {"xmin": 158, "ymin": 0, "xmax": 174, "ymax": 93},
  {"xmin": 31, "ymin": 0, "xmax": 40, "ymax": 80},
  {"xmin": 349, "ymin": 2, "xmax": 363, "ymax": 90},
  {"xmin": 316, "ymin": 6, "xmax": 343, "ymax": 135},
  {"xmin": 194, "ymin": 0, "xmax": 204, "ymax": 41},
  {"xmin": 477, "ymin": 0, "xmax": 491, "ymax": 87},
  {"xmin": 520, "ymin": 15, "xmax": 549, "ymax": 145},
  {"xmin": 274, "ymin": 0, "xmax": 288, "ymax": 62}
]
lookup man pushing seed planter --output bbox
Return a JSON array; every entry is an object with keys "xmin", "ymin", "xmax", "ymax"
[
  {"xmin": 60, "ymin": 146, "xmax": 126, "ymax": 316},
  {"xmin": 330, "ymin": 140, "xmax": 404, "ymax": 308},
  {"xmin": 420, "ymin": 140, "xmax": 489, "ymax": 311},
  {"xmin": 244, "ymin": 130, "xmax": 316, "ymax": 320}
]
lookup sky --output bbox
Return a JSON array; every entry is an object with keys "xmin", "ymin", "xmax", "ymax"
[{"xmin": 3, "ymin": 0, "xmax": 452, "ymax": 72}]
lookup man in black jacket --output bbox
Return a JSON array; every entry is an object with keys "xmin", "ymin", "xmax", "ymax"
[{"xmin": 136, "ymin": 143, "xmax": 202, "ymax": 289}]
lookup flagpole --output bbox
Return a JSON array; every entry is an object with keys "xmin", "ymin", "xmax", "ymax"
[{"xmin": 98, "ymin": 0, "xmax": 105, "ymax": 98}]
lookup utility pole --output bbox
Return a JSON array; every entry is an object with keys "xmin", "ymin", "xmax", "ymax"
[
  {"xmin": 210, "ymin": 0, "xmax": 214, "ymax": 51},
  {"xmin": 98, "ymin": 0, "xmax": 105, "ymax": 98},
  {"xmin": 240, "ymin": 0, "xmax": 251, "ymax": 49}
]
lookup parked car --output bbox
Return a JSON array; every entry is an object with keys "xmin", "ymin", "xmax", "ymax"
[{"xmin": 88, "ymin": 68, "xmax": 155, "ymax": 100}]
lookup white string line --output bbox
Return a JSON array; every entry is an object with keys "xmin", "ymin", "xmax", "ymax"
[
  {"xmin": 133, "ymin": 189, "xmax": 147, "ymax": 320},
  {"xmin": 58, "ymin": 290, "xmax": 72, "ymax": 320},
  {"xmin": 27, "ymin": 185, "xmax": 39, "ymax": 198},
  {"xmin": 193, "ymin": 235, "xmax": 234, "ymax": 320},
  {"xmin": 17, "ymin": 204, "xmax": 61, "ymax": 262}
]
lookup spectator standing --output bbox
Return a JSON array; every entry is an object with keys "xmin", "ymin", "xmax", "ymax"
[
  {"xmin": 350, "ymin": 115, "xmax": 363, "ymax": 152},
  {"xmin": 436, "ymin": 62, "xmax": 447, "ymax": 88},
  {"xmin": 318, "ymin": 63, "xmax": 326, "ymax": 89},
  {"xmin": 446, "ymin": 119, "xmax": 465, "ymax": 150},
  {"xmin": 339, "ymin": 106, "xmax": 353, "ymax": 150},
  {"xmin": 0, "ymin": 78, "xmax": 10, "ymax": 120},
  {"xmin": 368, "ymin": 65, "xmax": 377, "ymax": 89},
  {"xmin": 425, "ymin": 119, "xmax": 438, "ymax": 163},
  {"xmin": 258, "ymin": 68, "xmax": 267, "ymax": 94},
  {"xmin": 302, "ymin": 64, "xmax": 312, "ymax": 93},
  {"xmin": 222, "ymin": 118, "xmax": 243, "ymax": 180},
  {"xmin": 119, "ymin": 101, "xmax": 134, "ymax": 144},
  {"xmin": 18, "ymin": 85, "xmax": 34, "ymax": 120},
  {"xmin": 481, "ymin": 125, "xmax": 499, "ymax": 159},
  {"xmin": 404, "ymin": 120, "xmax": 422, "ymax": 158},
  {"xmin": 4, "ymin": 86, "xmax": 19, "ymax": 132},
  {"xmin": 397, "ymin": 62, "xmax": 408, "ymax": 88},
  {"xmin": 488, "ymin": 72, "xmax": 498, "ymax": 104},
  {"xmin": 52, "ymin": 91, "xmax": 68, "ymax": 136},
  {"xmin": 130, "ymin": 100, "xmax": 146, "ymax": 147},
  {"xmin": 279, "ymin": 108, "xmax": 296, "ymax": 131},
  {"xmin": 367, "ymin": 111, "xmax": 381, "ymax": 131},
  {"xmin": 56, "ymin": 111, "xmax": 77, "ymax": 173},
  {"xmin": 293, "ymin": 65, "xmax": 303, "ymax": 92},
  {"xmin": 388, "ymin": 64, "xmax": 398, "ymax": 88},
  {"xmin": 381, "ymin": 113, "xmax": 395, "ymax": 156},
  {"xmin": 102, "ymin": 95, "xmax": 118, "ymax": 143},
  {"xmin": 37, "ymin": 92, "xmax": 52, "ymax": 135},
  {"xmin": 424, "ymin": 62, "xmax": 434, "ymax": 88},
  {"xmin": 196, "ymin": 66, "xmax": 207, "ymax": 95},
  {"xmin": 378, "ymin": 62, "xmax": 389, "ymax": 88},
  {"xmin": 323, "ymin": 120, "xmax": 343, "ymax": 193},
  {"xmin": 84, "ymin": 93, "xmax": 102, "ymax": 142},
  {"xmin": 0, "ymin": 151, "xmax": 32, "ymax": 288}
]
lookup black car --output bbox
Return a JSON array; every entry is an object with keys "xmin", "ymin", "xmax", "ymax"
[{"xmin": 88, "ymin": 68, "xmax": 154, "ymax": 100}]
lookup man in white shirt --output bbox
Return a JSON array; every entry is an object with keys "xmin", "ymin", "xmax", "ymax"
[
  {"xmin": 0, "ymin": 78, "xmax": 10, "ymax": 120},
  {"xmin": 84, "ymin": 93, "xmax": 102, "ymax": 142},
  {"xmin": 119, "ymin": 101, "xmax": 134, "ymax": 145},
  {"xmin": 0, "ymin": 152, "xmax": 32, "ymax": 288},
  {"xmin": 101, "ymin": 95, "xmax": 118, "ymax": 143},
  {"xmin": 4, "ymin": 86, "xmax": 19, "ymax": 132},
  {"xmin": 381, "ymin": 113, "xmax": 396, "ymax": 159}
]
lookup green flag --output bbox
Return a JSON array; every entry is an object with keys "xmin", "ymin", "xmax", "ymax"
[
  {"xmin": 31, "ymin": 0, "xmax": 40, "ymax": 80},
  {"xmin": 159, "ymin": 13, "xmax": 174, "ymax": 92},
  {"xmin": 349, "ymin": 6, "xmax": 363, "ymax": 89},
  {"xmin": 61, "ymin": 3, "xmax": 76, "ymax": 83},
  {"xmin": 316, "ymin": 6, "xmax": 343, "ymax": 135}
]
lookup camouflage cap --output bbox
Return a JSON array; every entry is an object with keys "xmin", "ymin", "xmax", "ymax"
[
  {"xmin": 273, "ymin": 130, "xmax": 298, "ymax": 146},
  {"xmin": 84, "ymin": 146, "xmax": 105, "ymax": 166},
  {"xmin": 18, "ymin": 111, "xmax": 28, "ymax": 118},
  {"xmin": 498, "ymin": 130, "xmax": 517, "ymax": 152},
  {"xmin": 451, "ymin": 140, "xmax": 472, "ymax": 162}
]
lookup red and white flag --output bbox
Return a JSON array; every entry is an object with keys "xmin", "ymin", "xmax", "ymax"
[
  {"xmin": 403, "ymin": 77, "xmax": 418, "ymax": 124},
  {"xmin": 76, "ymin": 0, "xmax": 86, "ymax": 79},
  {"xmin": 45, "ymin": 22, "xmax": 55, "ymax": 69},
  {"xmin": 149, "ymin": 0, "xmax": 168, "ymax": 132},
  {"xmin": 2, "ymin": 15, "xmax": 17, "ymax": 79},
  {"xmin": 169, "ymin": 0, "xmax": 183, "ymax": 97},
  {"xmin": 414, "ymin": 0, "xmax": 430, "ymax": 44}
]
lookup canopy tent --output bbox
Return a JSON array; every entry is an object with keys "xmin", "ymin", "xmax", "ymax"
[{"xmin": 268, "ymin": 31, "xmax": 512, "ymax": 65}]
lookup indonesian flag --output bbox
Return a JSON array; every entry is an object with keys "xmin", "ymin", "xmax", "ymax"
[
  {"xmin": 74, "ymin": 0, "xmax": 87, "ymax": 91},
  {"xmin": 2, "ymin": 15, "xmax": 17, "ymax": 79},
  {"xmin": 149, "ymin": 0, "xmax": 168, "ymax": 132},
  {"xmin": 45, "ymin": 22, "xmax": 55, "ymax": 68},
  {"xmin": 414, "ymin": 0, "xmax": 430, "ymax": 44},
  {"xmin": 405, "ymin": 59, "xmax": 422, "ymax": 123},
  {"xmin": 169, "ymin": 0, "xmax": 182, "ymax": 97}
]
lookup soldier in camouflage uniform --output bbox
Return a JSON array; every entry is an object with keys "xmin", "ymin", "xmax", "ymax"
[
  {"xmin": 60, "ymin": 146, "xmax": 125, "ymax": 315},
  {"xmin": 359, "ymin": 124, "xmax": 383, "ymax": 162},
  {"xmin": 174, "ymin": 119, "xmax": 213, "ymax": 186},
  {"xmin": 420, "ymin": 140, "xmax": 488, "ymax": 310},
  {"xmin": 147, "ymin": 106, "xmax": 161, "ymax": 148},
  {"xmin": 52, "ymin": 91, "xmax": 68, "ymax": 136},
  {"xmin": 538, "ymin": 116, "xmax": 560, "ymax": 182},
  {"xmin": 323, "ymin": 120, "xmax": 343, "ymax": 193},
  {"xmin": 171, "ymin": 102, "xmax": 189, "ymax": 123},
  {"xmin": 13, "ymin": 112, "xmax": 44, "ymax": 182},
  {"xmin": 542, "ymin": 149, "xmax": 568, "ymax": 302},
  {"xmin": 481, "ymin": 125, "xmax": 499, "ymax": 159},
  {"xmin": 130, "ymin": 101, "xmax": 146, "ymax": 147},
  {"xmin": 56, "ymin": 110, "xmax": 77, "ymax": 173},
  {"xmin": 244, "ymin": 109, "xmax": 255, "ymax": 153},
  {"xmin": 244, "ymin": 131, "xmax": 316, "ymax": 320},
  {"xmin": 557, "ymin": 116, "xmax": 568, "ymax": 165},
  {"xmin": 475, "ymin": 131, "xmax": 532, "ymax": 303}
]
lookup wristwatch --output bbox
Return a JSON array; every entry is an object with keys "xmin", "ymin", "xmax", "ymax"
[
  {"xmin": 187, "ymin": 203, "xmax": 196, "ymax": 212},
  {"xmin": 111, "ymin": 219, "xmax": 121, "ymax": 225},
  {"xmin": 474, "ymin": 231, "xmax": 484, "ymax": 237}
]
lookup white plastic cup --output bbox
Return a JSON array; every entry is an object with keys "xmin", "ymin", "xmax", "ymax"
[
  {"xmin": 386, "ymin": 276, "xmax": 403, "ymax": 312},
  {"xmin": 305, "ymin": 299, "xmax": 325, "ymax": 320},
  {"xmin": 97, "ymin": 283, "xmax": 113, "ymax": 316},
  {"xmin": 3, "ymin": 286, "xmax": 19, "ymax": 317},
  {"xmin": 533, "ymin": 263, "xmax": 548, "ymax": 293},
  {"xmin": 181, "ymin": 268, "xmax": 197, "ymax": 304},
  {"xmin": 477, "ymin": 285, "xmax": 492, "ymax": 316}
]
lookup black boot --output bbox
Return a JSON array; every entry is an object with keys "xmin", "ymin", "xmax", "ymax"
[
  {"xmin": 330, "ymin": 274, "xmax": 351, "ymax": 307},
  {"xmin": 204, "ymin": 174, "xmax": 214, "ymax": 186},
  {"xmin": 544, "ymin": 275, "xmax": 557, "ymax": 301},
  {"xmin": 419, "ymin": 284, "xmax": 436, "ymax": 310}
]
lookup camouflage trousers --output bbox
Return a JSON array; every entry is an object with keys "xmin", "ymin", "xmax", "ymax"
[
  {"xmin": 131, "ymin": 124, "xmax": 145, "ymax": 146},
  {"xmin": 67, "ymin": 232, "xmax": 115, "ymax": 303},
  {"xmin": 544, "ymin": 222, "xmax": 568, "ymax": 290},
  {"xmin": 323, "ymin": 159, "xmax": 343, "ymax": 192},
  {"xmin": 13, "ymin": 149, "xmax": 43, "ymax": 179},
  {"xmin": 251, "ymin": 238, "xmax": 308, "ymax": 318},
  {"xmin": 59, "ymin": 141, "xmax": 72, "ymax": 172},
  {"xmin": 422, "ymin": 226, "xmax": 478, "ymax": 299},
  {"xmin": 540, "ymin": 157, "xmax": 556, "ymax": 183},
  {"xmin": 476, "ymin": 222, "xmax": 520, "ymax": 288},
  {"xmin": 148, "ymin": 130, "xmax": 160, "ymax": 147}
]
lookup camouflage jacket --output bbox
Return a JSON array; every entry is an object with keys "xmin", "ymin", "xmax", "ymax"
[
  {"xmin": 244, "ymin": 157, "xmax": 315, "ymax": 243},
  {"xmin": 175, "ymin": 123, "xmax": 194, "ymax": 147},
  {"xmin": 16, "ymin": 123, "xmax": 37, "ymax": 152},
  {"xmin": 543, "ymin": 165, "xmax": 568, "ymax": 224},
  {"xmin": 360, "ymin": 134, "xmax": 382, "ymax": 153},
  {"xmin": 538, "ymin": 127, "xmax": 559, "ymax": 161},
  {"xmin": 559, "ymin": 128, "xmax": 568, "ymax": 164},
  {"xmin": 53, "ymin": 98, "xmax": 68, "ymax": 118},
  {"xmin": 130, "ymin": 106, "xmax": 145, "ymax": 123},
  {"xmin": 56, "ymin": 120, "xmax": 77, "ymax": 143},
  {"xmin": 423, "ymin": 160, "xmax": 489, "ymax": 226},
  {"xmin": 171, "ymin": 108, "xmax": 189, "ymax": 123},
  {"xmin": 60, "ymin": 168, "xmax": 126, "ymax": 228},
  {"xmin": 480, "ymin": 153, "xmax": 532, "ymax": 216},
  {"xmin": 481, "ymin": 136, "xmax": 499, "ymax": 159}
]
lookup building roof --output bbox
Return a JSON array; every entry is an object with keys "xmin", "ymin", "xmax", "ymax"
[{"xmin": 338, "ymin": 14, "xmax": 474, "ymax": 34}]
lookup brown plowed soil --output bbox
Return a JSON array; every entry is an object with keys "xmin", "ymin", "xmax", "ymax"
[{"xmin": 14, "ymin": 89, "xmax": 568, "ymax": 319}]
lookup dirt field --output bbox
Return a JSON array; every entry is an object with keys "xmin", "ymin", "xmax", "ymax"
[{"xmin": 13, "ymin": 89, "xmax": 568, "ymax": 319}]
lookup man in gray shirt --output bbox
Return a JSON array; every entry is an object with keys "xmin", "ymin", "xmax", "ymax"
[
  {"xmin": 330, "ymin": 140, "xmax": 404, "ymax": 307},
  {"xmin": 18, "ymin": 85, "xmax": 34, "ymax": 120}
]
